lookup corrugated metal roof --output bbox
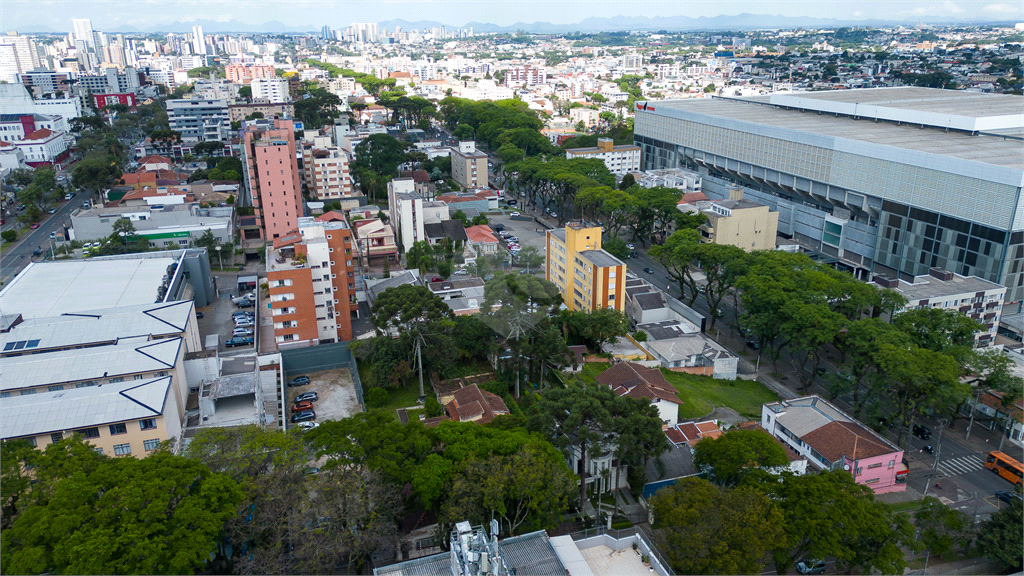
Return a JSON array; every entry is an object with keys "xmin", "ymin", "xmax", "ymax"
[
  {"xmin": 0, "ymin": 376, "xmax": 172, "ymax": 439},
  {"xmin": 0, "ymin": 336, "xmax": 182, "ymax": 390},
  {"xmin": 0, "ymin": 300, "xmax": 193, "ymax": 354},
  {"xmin": 373, "ymin": 551, "xmax": 453, "ymax": 576},
  {"xmin": 500, "ymin": 530, "xmax": 566, "ymax": 576}
]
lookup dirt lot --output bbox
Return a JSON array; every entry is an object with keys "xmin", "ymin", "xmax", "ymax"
[{"xmin": 286, "ymin": 367, "xmax": 360, "ymax": 426}]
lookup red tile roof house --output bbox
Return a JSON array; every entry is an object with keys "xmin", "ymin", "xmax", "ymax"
[
  {"xmin": 444, "ymin": 384, "xmax": 510, "ymax": 424},
  {"xmin": 595, "ymin": 361, "xmax": 682, "ymax": 427},
  {"xmin": 761, "ymin": 396, "xmax": 905, "ymax": 494},
  {"xmin": 664, "ymin": 420, "xmax": 723, "ymax": 448}
]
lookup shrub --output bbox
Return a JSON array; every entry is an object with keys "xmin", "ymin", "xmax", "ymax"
[
  {"xmin": 365, "ymin": 387, "xmax": 389, "ymax": 408},
  {"xmin": 1, "ymin": 230, "xmax": 16, "ymax": 243},
  {"xmin": 611, "ymin": 518, "xmax": 634, "ymax": 530},
  {"xmin": 424, "ymin": 396, "xmax": 443, "ymax": 417},
  {"xmin": 633, "ymin": 331, "xmax": 648, "ymax": 342}
]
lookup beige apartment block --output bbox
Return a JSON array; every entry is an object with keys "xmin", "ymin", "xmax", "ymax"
[
  {"xmin": 1, "ymin": 376, "xmax": 183, "ymax": 458},
  {"xmin": 450, "ymin": 141, "xmax": 488, "ymax": 189},
  {"xmin": 545, "ymin": 223, "xmax": 626, "ymax": 313},
  {"xmin": 699, "ymin": 197, "xmax": 779, "ymax": 252}
]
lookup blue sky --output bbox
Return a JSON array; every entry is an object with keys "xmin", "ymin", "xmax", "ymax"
[{"xmin": 2, "ymin": 0, "xmax": 1022, "ymax": 32}]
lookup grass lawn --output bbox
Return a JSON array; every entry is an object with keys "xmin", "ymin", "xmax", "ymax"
[
  {"xmin": 561, "ymin": 361, "xmax": 777, "ymax": 421},
  {"xmin": 375, "ymin": 382, "xmax": 432, "ymax": 422},
  {"xmin": 578, "ymin": 362, "xmax": 611, "ymax": 382},
  {"xmin": 660, "ymin": 369, "xmax": 778, "ymax": 420}
]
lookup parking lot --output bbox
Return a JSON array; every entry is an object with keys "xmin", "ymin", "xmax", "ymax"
[
  {"xmin": 286, "ymin": 367, "xmax": 360, "ymax": 427},
  {"xmin": 195, "ymin": 277, "xmax": 258, "ymax": 353},
  {"xmin": 489, "ymin": 212, "xmax": 550, "ymax": 254}
]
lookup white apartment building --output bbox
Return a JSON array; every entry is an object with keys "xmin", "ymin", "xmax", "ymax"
[
  {"xmin": 878, "ymin": 268, "xmax": 1006, "ymax": 346},
  {"xmin": 250, "ymin": 77, "xmax": 290, "ymax": 102},
  {"xmin": 387, "ymin": 178, "xmax": 424, "ymax": 253},
  {"xmin": 166, "ymin": 98, "xmax": 230, "ymax": 143},
  {"xmin": 565, "ymin": 138, "xmax": 641, "ymax": 175}
]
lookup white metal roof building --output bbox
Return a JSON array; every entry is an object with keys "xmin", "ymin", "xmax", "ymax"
[
  {"xmin": 0, "ymin": 376, "xmax": 184, "ymax": 457},
  {"xmin": 0, "ymin": 336, "xmax": 183, "ymax": 393},
  {"xmin": 633, "ymin": 87, "xmax": 1024, "ymax": 305},
  {"xmin": 0, "ymin": 300, "xmax": 201, "ymax": 357},
  {"xmin": 0, "ymin": 258, "xmax": 176, "ymax": 319}
]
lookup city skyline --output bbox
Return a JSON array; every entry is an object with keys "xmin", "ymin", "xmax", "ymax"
[{"xmin": 2, "ymin": 0, "xmax": 1023, "ymax": 33}]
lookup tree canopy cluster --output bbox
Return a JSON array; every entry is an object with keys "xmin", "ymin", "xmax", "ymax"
[
  {"xmin": 438, "ymin": 97, "xmax": 557, "ymax": 157},
  {"xmin": 648, "ymin": 234, "xmax": 1021, "ymax": 448},
  {"xmin": 306, "ymin": 413, "xmax": 577, "ymax": 539},
  {"xmin": 303, "ymin": 59, "xmax": 397, "ymax": 97}
]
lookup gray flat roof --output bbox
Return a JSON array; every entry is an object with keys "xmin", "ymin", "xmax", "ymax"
[
  {"xmin": 0, "ymin": 258, "xmax": 177, "ymax": 319},
  {"xmin": 770, "ymin": 87, "xmax": 1024, "ymax": 131},
  {"xmin": 639, "ymin": 320, "xmax": 699, "ymax": 340},
  {"xmin": 0, "ymin": 300, "xmax": 193, "ymax": 354},
  {"xmin": 765, "ymin": 395, "xmax": 852, "ymax": 438},
  {"xmin": 647, "ymin": 95, "xmax": 1024, "ymax": 170},
  {"xmin": 0, "ymin": 336, "xmax": 182, "ymax": 390},
  {"xmin": 578, "ymin": 249, "xmax": 624, "ymax": 268},
  {"xmin": 1, "ymin": 376, "xmax": 172, "ymax": 439},
  {"xmin": 893, "ymin": 273, "xmax": 1005, "ymax": 302},
  {"xmin": 548, "ymin": 228, "xmax": 567, "ymax": 242}
]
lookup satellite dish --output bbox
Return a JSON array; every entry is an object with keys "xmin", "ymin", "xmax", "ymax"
[{"xmin": 843, "ymin": 464, "xmax": 850, "ymax": 471}]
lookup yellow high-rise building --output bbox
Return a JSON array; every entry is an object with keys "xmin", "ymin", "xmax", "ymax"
[{"xmin": 545, "ymin": 223, "xmax": 626, "ymax": 312}]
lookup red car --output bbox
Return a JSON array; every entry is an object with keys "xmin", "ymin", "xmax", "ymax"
[
  {"xmin": 292, "ymin": 400, "xmax": 314, "ymax": 413},
  {"xmin": 30, "ymin": 222, "xmax": 39, "ymax": 229}
]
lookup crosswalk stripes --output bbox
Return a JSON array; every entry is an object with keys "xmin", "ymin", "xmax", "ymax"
[{"xmin": 936, "ymin": 454, "xmax": 985, "ymax": 477}]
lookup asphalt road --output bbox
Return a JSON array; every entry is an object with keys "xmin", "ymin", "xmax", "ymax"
[{"xmin": 0, "ymin": 176, "xmax": 81, "ymax": 285}]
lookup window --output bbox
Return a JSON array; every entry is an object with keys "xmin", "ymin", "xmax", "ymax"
[
  {"xmin": 109, "ymin": 377, "xmax": 124, "ymax": 383},
  {"xmin": 888, "ymin": 460, "xmax": 895, "ymax": 469},
  {"xmin": 113, "ymin": 443, "xmax": 132, "ymax": 456},
  {"xmin": 77, "ymin": 427, "xmax": 100, "ymax": 439},
  {"xmin": 134, "ymin": 374, "xmax": 145, "ymax": 380},
  {"xmin": 855, "ymin": 467, "xmax": 863, "ymax": 476},
  {"xmin": 51, "ymin": 432, "xmax": 63, "ymax": 444},
  {"xmin": 93, "ymin": 447, "xmax": 103, "ymax": 455},
  {"xmin": 864, "ymin": 477, "xmax": 880, "ymax": 484},
  {"xmin": 26, "ymin": 437, "xmax": 36, "ymax": 447},
  {"xmin": 109, "ymin": 423, "xmax": 128, "ymax": 435},
  {"xmin": 0, "ymin": 392, "xmax": 9, "ymax": 398},
  {"xmin": 140, "ymin": 418, "xmax": 157, "ymax": 431},
  {"xmin": 20, "ymin": 389, "xmax": 35, "ymax": 395},
  {"xmin": 867, "ymin": 462, "xmax": 882, "ymax": 469},
  {"xmin": 143, "ymin": 439, "xmax": 161, "ymax": 451}
]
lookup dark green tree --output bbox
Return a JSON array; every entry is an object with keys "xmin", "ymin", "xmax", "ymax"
[
  {"xmin": 976, "ymin": 488, "xmax": 1023, "ymax": 570},
  {"xmin": 651, "ymin": 477, "xmax": 784, "ymax": 575},
  {"xmin": 1, "ymin": 437, "xmax": 242, "ymax": 575},
  {"xmin": 693, "ymin": 429, "xmax": 788, "ymax": 486},
  {"xmin": 914, "ymin": 496, "xmax": 976, "ymax": 559}
]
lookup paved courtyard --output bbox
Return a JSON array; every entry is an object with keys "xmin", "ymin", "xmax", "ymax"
[{"xmin": 579, "ymin": 545, "xmax": 652, "ymax": 576}]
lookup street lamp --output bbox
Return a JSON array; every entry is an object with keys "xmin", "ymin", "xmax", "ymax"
[{"xmin": 214, "ymin": 245, "xmax": 223, "ymax": 270}]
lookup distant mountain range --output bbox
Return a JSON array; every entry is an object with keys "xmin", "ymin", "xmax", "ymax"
[{"xmin": 15, "ymin": 14, "xmax": 1023, "ymax": 35}]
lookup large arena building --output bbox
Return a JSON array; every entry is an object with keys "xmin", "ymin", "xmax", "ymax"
[{"xmin": 633, "ymin": 87, "xmax": 1024, "ymax": 306}]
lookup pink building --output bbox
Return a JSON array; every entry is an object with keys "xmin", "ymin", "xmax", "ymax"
[
  {"xmin": 242, "ymin": 120, "xmax": 303, "ymax": 240},
  {"xmin": 762, "ymin": 396, "xmax": 905, "ymax": 494}
]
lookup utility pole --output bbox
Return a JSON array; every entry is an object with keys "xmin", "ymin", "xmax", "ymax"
[
  {"xmin": 965, "ymin": 389, "xmax": 982, "ymax": 440},
  {"xmin": 416, "ymin": 336, "xmax": 424, "ymax": 402}
]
